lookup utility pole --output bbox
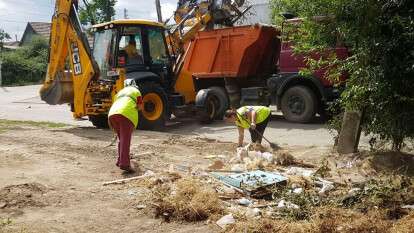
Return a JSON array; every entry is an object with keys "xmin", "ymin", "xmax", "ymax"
[
  {"xmin": 0, "ymin": 59, "xmax": 3, "ymax": 86},
  {"xmin": 123, "ymin": 8, "xmax": 128, "ymax": 19},
  {"xmin": 155, "ymin": 0, "xmax": 163, "ymax": 23}
]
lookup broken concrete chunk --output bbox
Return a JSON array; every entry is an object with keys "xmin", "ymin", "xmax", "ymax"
[{"xmin": 216, "ymin": 214, "xmax": 235, "ymax": 229}]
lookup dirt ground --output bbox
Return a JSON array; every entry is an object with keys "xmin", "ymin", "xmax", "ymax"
[{"xmin": 0, "ymin": 120, "xmax": 413, "ymax": 233}]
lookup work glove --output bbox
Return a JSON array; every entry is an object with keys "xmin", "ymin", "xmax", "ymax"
[{"xmin": 250, "ymin": 123, "xmax": 256, "ymax": 130}]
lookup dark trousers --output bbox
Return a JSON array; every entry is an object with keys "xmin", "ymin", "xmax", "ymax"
[
  {"xmin": 249, "ymin": 116, "xmax": 270, "ymax": 143},
  {"xmin": 109, "ymin": 114, "xmax": 134, "ymax": 170}
]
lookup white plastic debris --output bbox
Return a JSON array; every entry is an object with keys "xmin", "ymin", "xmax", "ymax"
[
  {"xmin": 293, "ymin": 188, "xmax": 303, "ymax": 194},
  {"xmin": 237, "ymin": 198, "xmax": 252, "ymax": 206},
  {"xmin": 260, "ymin": 152, "xmax": 274, "ymax": 163},
  {"xmin": 236, "ymin": 147, "xmax": 249, "ymax": 161},
  {"xmin": 286, "ymin": 167, "xmax": 314, "ymax": 177},
  {"xmin": 401, "ymin": 205, "xmax": 414, "ymax": 209},
  {"xmin": 216, "ymin": 214, "xmax": 235, "ymax": 229},
  {"xmin": 136, "ymin": 204, "xmax": 146, "ymax": 209},
  {"xmin": 277, "ymin": 200, "xmax": 299, "ymax": 209},
  {"xmin": 245, "ymin": 208, "xmax": 261, "ymax": 218},
  {"xmin": 319, "ymin": 182, "xmax": 334, "ymax": 196},
  {"xmin": 348, "ymin": 188, "xmax": 361, "ymax": 195},
  {"xmin": 144, "ymin": 170, "xmax": 155, "ymax": 176}
]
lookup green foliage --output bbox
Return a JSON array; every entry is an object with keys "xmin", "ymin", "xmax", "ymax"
[
  {"xmin": 0, "ymin": 36, "xmax": 48, "ymax": 86},
  {"xmin": 271, "ymin": 0, "xmax": 414, "ymax": 150},
  {"xmin": 79, "ymin": 0, "xmax": 117, "ymax": 25}
]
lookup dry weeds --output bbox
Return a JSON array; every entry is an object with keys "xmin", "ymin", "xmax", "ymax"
[
  {"xmin": 150, "ymin": 177, "xmax": 224, "ymax": 222},
  {"xmin": 225, "ymin": 207, "xmax": 410, "ymax": 233}
]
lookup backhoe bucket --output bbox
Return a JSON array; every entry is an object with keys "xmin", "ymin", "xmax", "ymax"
[{"xmin": 40, "ymin": 71, "xmax": 74, "ymax": 105}]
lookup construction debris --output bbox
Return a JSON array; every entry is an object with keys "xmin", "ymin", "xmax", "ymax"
[
  {"xmin": 102, "ymin": 170, "xmax": 155, "ymax": 186},
  {"xmin": 216, "ymin": 214, "xmax": 235, "ymax": 229},
  {"xmin": 237, "ymin": 198, "xmax": 252, "ymax": 206},
  {"xmin": 211, "ymin": 170, "xmax": 288, "ymax": 197}
]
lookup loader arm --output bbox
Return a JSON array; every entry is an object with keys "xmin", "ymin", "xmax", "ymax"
[{"xmin": 40, "ymin": 0, "xmax": 99, "ymax": 117}]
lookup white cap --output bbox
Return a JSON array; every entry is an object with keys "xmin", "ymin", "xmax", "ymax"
[{"xmin": 124, "ymin": 79, "xmax": 140, "ymax": 90}]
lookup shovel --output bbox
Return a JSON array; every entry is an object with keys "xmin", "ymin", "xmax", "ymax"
[{"xmin": 236, "ymin": 112, "xmax": 280, "ymax": 150}]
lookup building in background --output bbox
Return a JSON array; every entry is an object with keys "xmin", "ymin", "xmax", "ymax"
[
  {"xmin": 19, "ymin": 22, "xmax": 94, "ymax": 48},
  {"xmin": 3, "ymin": 41, "xmax": 20, "ymax": 50},
  {"xmin": 19, "ymin": 22, "xmax": 51, "ymax": 46}
]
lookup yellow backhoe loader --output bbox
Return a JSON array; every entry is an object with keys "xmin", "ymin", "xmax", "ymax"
[{"xmin": 40, "ymin": 0, "xmax": 248, "ymax": 129}]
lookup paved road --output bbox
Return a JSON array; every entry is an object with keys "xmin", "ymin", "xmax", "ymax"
[{"xmin": 0, "ymin": 85, "xmax": 343, "ymax": 148}]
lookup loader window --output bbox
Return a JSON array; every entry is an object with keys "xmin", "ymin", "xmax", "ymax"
[
  {"xmin": 119, "ymin": 27, "xmax": 144, "ymax": 66},
  {"xmin": 148, "ymin": 28, "xmax": 168, "ymax": 65},
  {"xmin": 93, "ymin": 29, "xmax": 115, "ymax": 79}
]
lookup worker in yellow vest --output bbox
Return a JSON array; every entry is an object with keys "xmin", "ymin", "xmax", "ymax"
[
  {"xmin": 224, "ymin": 106, "xmax": 271, "ymax": 147},
  {"xmin": 108, "ymin": 79, "xmax": 143, "ymax": 173}
]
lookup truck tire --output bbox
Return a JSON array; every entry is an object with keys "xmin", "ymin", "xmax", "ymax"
[
  {"xmin": 281, "ymin": 86, "xmax": 317, "ymax": 123},
  {"xmin": 89, "ymin": 114, "xmax": 109, "ymax": 128},
  {"xmin": 196, "ymin": 89, "xmax": 221, "ymax": 124},
  {"xmin": 208, "ymin": 86, "xmax": 229, "ymax": 120},
  {"xmin": 138, "ymin": 82, "xmax": 168, "ymax": 130}
]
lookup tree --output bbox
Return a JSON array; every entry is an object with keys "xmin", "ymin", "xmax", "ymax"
[
  {"xmin": 0, "ymin": 28, "xmax": 11, "ymax": 49},
  {"xmin": 79, "ymin": 0, "xmax": 117, "ymax": 25},
  {"xmin": 271, "ymin": 0, "xmax": 414, "ymax": 150}
]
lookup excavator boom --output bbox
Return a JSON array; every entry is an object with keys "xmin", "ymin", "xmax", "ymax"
[{"xmin": 40, "ymin": 0, "xmax": 98, "ymax": 112}]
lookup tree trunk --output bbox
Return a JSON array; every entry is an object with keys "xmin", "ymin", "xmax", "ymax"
[{"xmin": 337, "ymin": 110, "xmax": 363, "ymax": 154}]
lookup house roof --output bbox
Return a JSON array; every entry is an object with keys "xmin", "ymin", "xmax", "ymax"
[
  {"xmin": 19, "ymin": 21, "xmax": 94, "ymax": 48},
  {"xmin": 4, "ymin": 41, "xmax": 20, "ymax": 47},
  {"xmin": 28, "ymin": 22, "xmax": 52, "ymax": 38},
  {"xmin": 3, "ymin": 41, "xmax": 20, "ymax": 50}
]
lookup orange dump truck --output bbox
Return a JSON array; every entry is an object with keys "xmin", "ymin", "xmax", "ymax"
[{"xmin": 176, "ymin": 23, "xmax": 346, "ymax": 123}]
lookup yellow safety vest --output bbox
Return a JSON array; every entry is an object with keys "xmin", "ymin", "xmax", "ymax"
[
  {"xmin": 236, "ymin": 106, "xmax": 271, "ymax": 129},
  {"xmin": 108, "ymin": 86, "xmax": 142, "ymax": 128}
]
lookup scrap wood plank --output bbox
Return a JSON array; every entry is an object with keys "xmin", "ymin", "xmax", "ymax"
[{"xmin": 102, "ymin": 172, "xmax": 155, "ymax": 186}]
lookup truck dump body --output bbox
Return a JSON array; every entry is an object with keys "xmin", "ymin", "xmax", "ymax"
[{"xmin": 182, "ymin": 25, "xmax": 280, "ymax": 79}]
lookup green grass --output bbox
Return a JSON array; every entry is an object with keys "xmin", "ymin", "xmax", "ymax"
[{"xmin": 0, "ymin": 119, "xmax": 69, "ymax": 129}]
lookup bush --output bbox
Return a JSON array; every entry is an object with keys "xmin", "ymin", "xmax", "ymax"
[
  {"xmin": 271, "ymin": 0, "xmax": 414, "ymax": 151},
  {"xmin": 0, "ymin": 36, "xmax": 48, "ymax": 86}
]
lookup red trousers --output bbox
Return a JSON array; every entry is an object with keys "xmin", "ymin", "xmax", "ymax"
[{"xmin": 109, "ymin": 114, "xmax": 134, "ymax": 170}]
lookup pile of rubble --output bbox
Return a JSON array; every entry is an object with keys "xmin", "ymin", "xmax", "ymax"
[{"xmin": 103, "ymin": 143, "xmax": 414, "ymax": 232}]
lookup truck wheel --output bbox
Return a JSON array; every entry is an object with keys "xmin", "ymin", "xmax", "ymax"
[
  {"xmin": 197, "ymin": 89, "xmax": 220, "ymax": 124},
  {"xmin": 138, "ymin": 82, "xmax": 167, "ymax": 130},
  {"xmin": 89, "ymin": 114, "xmax": 109, "ymax": 128},
  {"xmin": 281, "ymin": 86, "xmax": 317, "ymax": 123},
  {"xmin": 208, "ymin": 86, "xmax": 229, "ymax": 120}
]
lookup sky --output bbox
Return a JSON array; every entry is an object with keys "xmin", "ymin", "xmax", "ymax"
[{"xmin": 0, "ymin": 0, "xmax": 177, "ymax": 41}]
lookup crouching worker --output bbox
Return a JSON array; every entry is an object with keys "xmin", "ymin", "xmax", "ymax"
[
  {"xmin": 224, "ymin": 106, "xmax": 271, "ymax": 147},
  {"xmin": 108, "ymin": 79, "xmax": 143, "ymax": 173}
]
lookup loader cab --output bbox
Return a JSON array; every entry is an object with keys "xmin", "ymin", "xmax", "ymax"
[{"xmin": 92, "ymin": 20, "xmax": 172, "ymax": 84}]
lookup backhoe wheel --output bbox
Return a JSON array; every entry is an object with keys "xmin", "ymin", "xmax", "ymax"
[
  {"xmin": 281, "ymin": 85, "xmax": 318, "ymax": 123},
  {"xmin": 138, "ymin": 82, "xmax": 168, "ymax": 130},
  {"xmin": 208, "ymin": 86, "xmax": 229, "ymax": 120},
  {"xmin": 89, "ymin": 114, "xmax": 109, "ymax": 128}
]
